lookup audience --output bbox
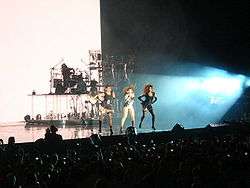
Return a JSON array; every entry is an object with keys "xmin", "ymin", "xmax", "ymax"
[
  {"xmin": 45, "ymin": 125, "xmax": 63, "ymax": 143},
  {"xmin": 0, "ymin": 124, "xmax": 250, "ymax": 188}
]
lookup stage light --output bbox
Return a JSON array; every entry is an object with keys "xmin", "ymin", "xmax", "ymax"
[
  {"xmin": 245, "ymin": 79, "xmax": 250, "ymax": 87},
  {"xmin": 201, "ymin": 76, "xmax": 243, "ymax": 96},
  {"xmin": 171, "ymin": 123, "xmax": 184, "ymax": 132},
  {"xmin": 133, "ymin": 65, "xmax": 247, "ymax": 130},
  {"xmin": 185, "ymin": 79, "xmax": 200, "ymax": 90}
]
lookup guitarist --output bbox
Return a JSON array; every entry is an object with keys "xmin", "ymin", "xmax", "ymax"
[{"xmin": 138, "ymin": 84, "xmax": 157, "ymax": 130}]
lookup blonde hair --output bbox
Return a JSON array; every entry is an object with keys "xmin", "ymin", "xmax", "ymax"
[{"xmin": 123, "ymin": 84, "xmax": 135, "ymax": 94}]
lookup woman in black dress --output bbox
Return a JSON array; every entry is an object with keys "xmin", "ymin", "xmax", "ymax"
[
  {"xmin": 98, "ymin": 85, "xmax": 115, "ymax": 135},
  {"xmin": 138, "ymin": 84, "xmax": 157, "ymax": 130}
]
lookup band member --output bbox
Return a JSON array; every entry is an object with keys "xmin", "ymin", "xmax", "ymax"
[
  {"xmin": 61, "ymin": 63, "xmax": 75, "ymax": 89},
  {"xmin": 98, "ymin": 85, "xmax": 115, "ymax": 135},
  {"xmin": 89, "ymin": 79, "xmax": 98, "ymax": 95},
  {"xmin": 120, "ymin": 85, "xmax": 135, "ymax": 134},
  {"xmin": 138, "ymin": 84, "xmax": 157, "ymax": 130}
]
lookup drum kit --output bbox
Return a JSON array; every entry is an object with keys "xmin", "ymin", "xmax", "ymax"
[
  {"xmin": 50, "ymin": 58, "xmax": 113, "ymax": 119},
  {"xmin": 53, "ymin": 63, "xmax": 105, "ymax": 95},
  {"xmin": 47, "ymin": 54, "xmax": 135, "ymax": 120}
]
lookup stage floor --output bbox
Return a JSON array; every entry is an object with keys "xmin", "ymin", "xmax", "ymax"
[{"xmin": 0, "ymin": 121, "xmax": 161, "ymax": 144}]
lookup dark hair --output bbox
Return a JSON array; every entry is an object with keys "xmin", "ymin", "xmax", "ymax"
[
  {"xmin": 50, "ymin": 125, "xmax": 58, "ymax": 133},
  {"xmin": 8, "ymin": 137, "xmax": 15, "ymax": 144},
  {"xmin": 143, "ymin": 84, "xmax": 153, "ymax": 94}
]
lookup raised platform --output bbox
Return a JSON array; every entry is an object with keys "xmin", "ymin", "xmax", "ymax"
[{"xmin": 25, "ymin": 118, "xmax": 99, "ymax": 128}]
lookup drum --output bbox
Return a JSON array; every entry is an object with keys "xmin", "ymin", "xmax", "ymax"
[{"xmin": 53, "ymin": 79, "xmax": 63, "ymax": 88}]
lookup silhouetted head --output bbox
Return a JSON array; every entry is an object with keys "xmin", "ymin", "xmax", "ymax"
[
  {"xmin": 8, "ymin": 137, "xmax": 15, "ymax": 145},
  {"xmin": 50, "ymin": 125, "xmax": 58, "ymax": 133},
  {"xmin": 61, "ymin": 63, "xmax": 67, "ymax": 69},
  {"xmin": 126, "ymin": 126, "xmax": 137, "ymax": 145},
  {"xmin": 45, "ymin": 128, "xmax": 50, "ymax": 133}
]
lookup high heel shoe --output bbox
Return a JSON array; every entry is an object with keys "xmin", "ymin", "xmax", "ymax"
[
  {"xmin": 139, "ymin": 123, "xmax": 142, "ymax": 129},
  {"xmin": 119, "ymin": 128, "xmax": 123, "ymax": 134},
  {"xmin": 110, "ymin": 128, "xmax": 113, "ymax": 136}
]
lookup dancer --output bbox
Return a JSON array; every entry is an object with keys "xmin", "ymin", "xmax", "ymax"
[
  {"xmin": 98, "ymin": 85, "xmax": 115, "ymax": 135},
  {"xmin": 138, "ymin": 84, "xmax": 157, "ymax": 130},
  {"xmin": 120, "ymin": 85, "xmax": 135, "ymax": 134}
]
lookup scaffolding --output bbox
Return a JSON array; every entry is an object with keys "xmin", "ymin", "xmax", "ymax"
[
  {"xmin": 101, "ymin": 54, "xmax": 136, "ymax": 112},
  {"xmin": 88, "ymin": 50, "xmax": 103, "ymax": 91}
]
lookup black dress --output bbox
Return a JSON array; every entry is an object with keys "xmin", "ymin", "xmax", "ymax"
[
  {"xmin": 101, "ymin": 93, "xmax": 114, "ymax": 110},
  {"xmin": 138, "ymin": 92, "xmax": 157, "ymax": 110}
]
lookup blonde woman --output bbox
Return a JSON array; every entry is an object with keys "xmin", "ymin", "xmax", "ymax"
[{"xmin": 120, "ymin": 85, "xmax": 135, "ymax": 134}]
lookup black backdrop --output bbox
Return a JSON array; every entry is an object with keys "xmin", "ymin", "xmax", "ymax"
[{"xmin": 100, "ymin": 0, "xmax": 249, "ymax": 76}]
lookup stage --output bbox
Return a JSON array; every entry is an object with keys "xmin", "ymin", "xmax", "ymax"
[
  {"xmin": 1, "ymin": 120, "xmax": 249, "ymax": 144},
  {"xmin": 0, "ymin": 121, "xmax": 163, "ymax": 144}
]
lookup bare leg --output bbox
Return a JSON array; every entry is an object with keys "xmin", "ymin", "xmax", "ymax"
[
  {"xmin": 128, "ymin": 107, "xmax": 135, "ymax": 127},
  {"xmin": 120, "ymin": 107, "xmax": 129, "ymax": 133}
]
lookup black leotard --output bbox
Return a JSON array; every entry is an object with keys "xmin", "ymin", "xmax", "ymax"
[
  {"xmin": 138, "ymin": 92, "xmax": 157, "ymax": 110},
  {"xmin": 101, "ymin": 93, "xmax": 115, "ymax": 110}
]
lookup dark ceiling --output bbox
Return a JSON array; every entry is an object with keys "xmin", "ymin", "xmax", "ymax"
[{"xmin": 101, "ymin": 0, "xmax": 249, "ymax": 75}]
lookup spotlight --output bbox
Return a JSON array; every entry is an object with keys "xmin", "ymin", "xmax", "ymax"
[
  {"xmin": 205, "ymin": 124, "xmax": 213, "ymax": 129},
  {"xmin": 201, "ymin": 77, "xmax": 242, "ymax": 96},
  {"xmin": 245, "ymin": 79, "xmax": 250, "ymax": 87},
  {"xmin": 171, "ymin": 123, "xmax": 184, "ymax": 132}
]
